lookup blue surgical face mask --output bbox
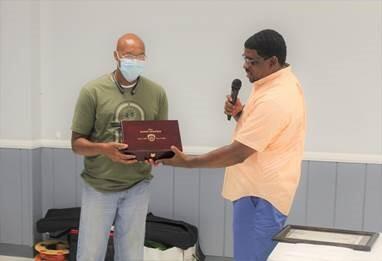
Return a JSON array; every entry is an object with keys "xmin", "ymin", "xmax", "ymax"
[{"xmin": 118, "ymin": 57, "xmax": 145, "ymax": 82}]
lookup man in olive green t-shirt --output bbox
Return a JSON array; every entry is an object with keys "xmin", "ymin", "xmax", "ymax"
[{"xmin": 71, "ymin": 33, "xmax": 168, "ymax": 261}]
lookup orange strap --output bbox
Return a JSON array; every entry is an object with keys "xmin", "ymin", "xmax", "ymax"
[
  {"xmin": 34, "ymin": 240, "xmax": 69, "ymax": 256},
  {"xmin": 35, "ymin": 253, "xmax": 66, "ymax": 261}
]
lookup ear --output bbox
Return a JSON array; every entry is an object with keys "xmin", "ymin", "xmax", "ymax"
[
  {"xmin": 269, "ymin": 56, "xmax": 279, "ymax": 68},
  {"xmin": 113, "ymin": 51, "xmax": 118, "ymax": 62}
]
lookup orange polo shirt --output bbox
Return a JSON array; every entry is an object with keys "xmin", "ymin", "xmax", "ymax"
[{"xmin": 222, "ymin": 66, "xmax": 306, "ymax": 215}]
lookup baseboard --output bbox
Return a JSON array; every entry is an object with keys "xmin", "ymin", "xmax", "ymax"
[
  {"xmin": 0, "ymin": 244, "xmax": 33, "ymax": 258},
  {"xmin": 0, "ymin": 243, "xmax": 231, "ymax": 261}
]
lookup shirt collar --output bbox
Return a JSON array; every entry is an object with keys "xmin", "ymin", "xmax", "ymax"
[
  {"xmin": 110, "ymin": 72, "xmax": 139, "ymax": 94},
  {"xmin": 254, "ymin": 64, "xmax": 291, "ymax": 90}
]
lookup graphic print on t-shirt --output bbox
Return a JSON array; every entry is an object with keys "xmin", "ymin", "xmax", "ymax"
[{"xmin": 112, "ymin": 101, "xmax": 145, "ymax": 142}]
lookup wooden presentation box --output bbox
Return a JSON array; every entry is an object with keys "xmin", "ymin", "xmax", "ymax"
[{"xmin": 120, "ymin": 120, "xmax": 182, "ymax": 161}]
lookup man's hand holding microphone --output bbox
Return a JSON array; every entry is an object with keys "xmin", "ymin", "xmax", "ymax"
[{"xmin": 225, "ymin": 79, "xmax": 243, "ymax": 121}]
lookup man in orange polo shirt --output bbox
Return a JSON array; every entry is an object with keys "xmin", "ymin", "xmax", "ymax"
[{"xmin": 158, "ymin": 29, "xmax": 306, "ymax": 261}]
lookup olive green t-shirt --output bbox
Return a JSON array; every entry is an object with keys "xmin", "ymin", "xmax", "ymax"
[{"xmin": 71, "ymin": 74, "xmax": 168, "ymax": 191}]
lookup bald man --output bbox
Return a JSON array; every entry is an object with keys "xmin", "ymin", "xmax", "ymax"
[{"xmin": 71, "ymin": 33, "xmax": 168, "ymax": 261}]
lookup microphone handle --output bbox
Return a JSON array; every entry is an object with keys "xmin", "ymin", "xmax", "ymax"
[{"xmin": 227, "ymin": 91, "xmax": 238, "ymax": 121}]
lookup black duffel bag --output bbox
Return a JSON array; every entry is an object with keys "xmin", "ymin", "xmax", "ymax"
[
  {"xmin": 36, "ymin": 207, "xmax": 205, "ymax": 260},
  {"xmin": 145, "ymin": 212, "xmax": 198, "ymax": 249},
  {"xmin": 36, "ymin": 207, "xmax": 80, "ymax": 237}
]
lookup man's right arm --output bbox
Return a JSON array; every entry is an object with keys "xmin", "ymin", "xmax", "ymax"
[
  {"xmin": 71, "ymin": 86, "xmax": 136, "ymax": 164},
  {"xmin": 71, "ymin": 132, "xmax": 137, "ymax": 164},
  {"xmin": 71, "ymin": 132, "xmax": 107, "ymax": 156}
]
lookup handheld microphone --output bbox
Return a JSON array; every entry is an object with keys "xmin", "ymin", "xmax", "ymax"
[{"xmin": 227, "ymin": 79, "xmax": 242, "ymax": 120}]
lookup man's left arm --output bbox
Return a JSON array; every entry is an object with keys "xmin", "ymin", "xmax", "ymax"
[{"xmin": 158, "ymin": 140, "xmax": 255, "ymax": 168}]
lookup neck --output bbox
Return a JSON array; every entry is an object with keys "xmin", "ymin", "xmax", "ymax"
[
  {"xmin": 115, "ymin": 69, "xmax": 136, "ymax": 85},
  {"xmin": 268, "ymin": 63, "xmax": 288, "ymax": 76}
]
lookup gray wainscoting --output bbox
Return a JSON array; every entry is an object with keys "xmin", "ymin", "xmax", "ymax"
[{"xmin": 0, "ymin": 148, "xmax": 381, "ymax": 257}]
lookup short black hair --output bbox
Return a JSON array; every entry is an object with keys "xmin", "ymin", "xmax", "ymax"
[{"xmin": 244, "ymin": 29, "xmax": 287, "ymax": 65}]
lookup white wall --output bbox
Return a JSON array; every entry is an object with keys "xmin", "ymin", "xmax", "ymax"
[
  {"xmin": 0, "ymin": 0, "xmax": 41, "ymax": 140},
  {"xmin": 1, "ymin": 0, "xmax": 381, "ymax": 155}
]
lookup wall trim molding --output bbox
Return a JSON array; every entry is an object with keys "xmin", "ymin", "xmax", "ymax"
[
  {"xmin": 0, "ymin": 139, "xmax": 381, "ymax": 164},
  {"xmin": 0, "ymin": 243, "xmax": 33, "ymax": 258}
]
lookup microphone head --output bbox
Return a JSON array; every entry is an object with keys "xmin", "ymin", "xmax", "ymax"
[{"xmin": 231, "ymin": 79, "xmax": 242, "ymax": 91}]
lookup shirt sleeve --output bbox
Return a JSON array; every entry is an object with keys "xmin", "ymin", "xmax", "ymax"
[
  {"xmin": 71, "ymin": 87, "xmax": 96, "ymax": 136},
  {"xmin": 234, "ymin": 101, "xmax": 288, "ymax": 152}
]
